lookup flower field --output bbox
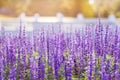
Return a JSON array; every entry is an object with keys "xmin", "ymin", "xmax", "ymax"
[{"xmin": 0, "ymin": 20, "xmax": 120, "ymax": 80}]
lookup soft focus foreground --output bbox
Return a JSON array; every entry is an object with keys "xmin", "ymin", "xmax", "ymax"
[{"xmin": 0, "ymin": 20, "xmax": 120, "ymax": 80}]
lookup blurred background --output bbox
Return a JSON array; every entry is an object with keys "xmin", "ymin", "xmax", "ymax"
[
  {"xmin": 0, "ymin": 0, "xmax": 120, "ymax": 32},
  {"xmin": 0, "ymin": 0, "xmax": 120, "ymax": 18}
]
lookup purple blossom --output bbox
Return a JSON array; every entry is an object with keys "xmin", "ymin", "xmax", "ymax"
[{"xmin": 0, "ymin": 20, "xmax": 120, "ymax": 80}]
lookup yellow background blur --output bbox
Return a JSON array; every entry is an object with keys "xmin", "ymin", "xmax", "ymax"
[{"xmin": 0, "ymin": 0, "xmax": 120, "ymax": 18}]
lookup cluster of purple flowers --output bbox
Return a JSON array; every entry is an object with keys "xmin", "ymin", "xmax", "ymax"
[{"xmin": 0, "ymin": 21, "xmax": 120, "ymax": 80}]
